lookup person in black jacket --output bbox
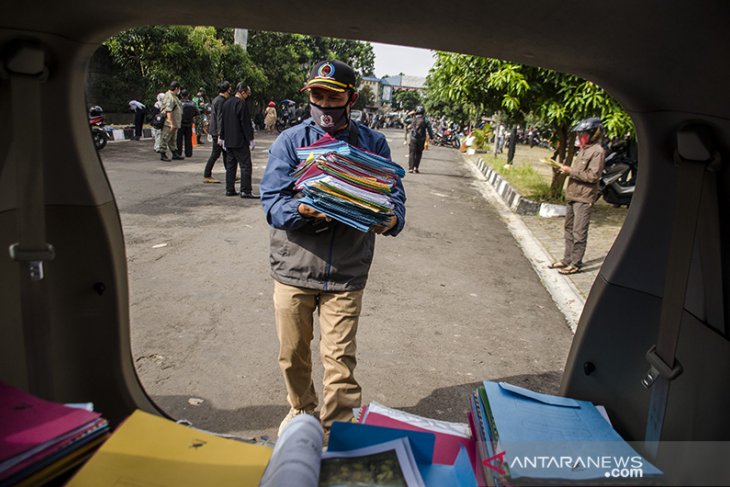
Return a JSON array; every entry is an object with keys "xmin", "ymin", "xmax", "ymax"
[
  {"xmin": 203, "ymin": 81, "xmax": 231, "ymax": 184},
  {"xmin": 175, "ymin": 89, "xmax": 199, "ymax": 158},
  {"xmin": 220, "ymin": 82, "xmax": 257, "ymax": 198}
]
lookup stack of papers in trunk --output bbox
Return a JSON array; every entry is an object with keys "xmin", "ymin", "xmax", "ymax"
[
  {"xmin": 294, "ymin": 135, "xmax": 405, "ymax": 232},
  {"xmin": 469, "ymin": 381, "xmax": 662, "ymax": 485},
  {"xmin": 0, "ymin": 382, "xmax": 110, "ymax": 486}
]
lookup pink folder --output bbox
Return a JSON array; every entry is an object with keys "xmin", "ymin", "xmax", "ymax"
[{"xmin": 0, "ymin": 382, "xmax": 101, "ymax": 465}]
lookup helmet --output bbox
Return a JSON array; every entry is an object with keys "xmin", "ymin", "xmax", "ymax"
[
  {"xmin": 415, "ymin": 105, "xmax": 425, "ymax": 115},
  {"xmin": 268, "ymin": 101, "xmax": 275, "ymax": 107},
  {"xmin": 88, "ymin": 105, "xmax": 103, "ymax": 117},
  {"xmin": 571, "ymin": 117, "xmax": 603, "ymax": 143}
]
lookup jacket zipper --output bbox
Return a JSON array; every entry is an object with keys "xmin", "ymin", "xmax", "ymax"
[{"xmin": 323, "ymin": 229, "xmax": 336, "ymax": 291}]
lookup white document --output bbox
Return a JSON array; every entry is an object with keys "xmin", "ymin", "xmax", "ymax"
[{"xmin": 364, "ymin": 401, "xmax": 471, "ymax": 438}]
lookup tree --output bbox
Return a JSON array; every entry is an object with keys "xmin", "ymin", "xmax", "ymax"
[
  {"xmin": 103, "ymin": 26, "xmax": 264, "ymax": 109},
  {"xmin": 302, "ymin": 37, "xmax": 375, "ymax": 78},
  {"xmin": 392, "ymin": 89, "xmax": 422, "ymax": 111},
  {"xmin": 95, "ymin": 27, "xmax": 376, "ymax": 117},
  {"xmin": 247, "ymin": 31, "xmax": 375, "ymax": 107},
  {"xmin": 425, "ymin": 52, "xmax": 635, "ymax": 198},
  {"xmin": 354, "ymin": 84, "xmax": 376, "ymax": 110}
]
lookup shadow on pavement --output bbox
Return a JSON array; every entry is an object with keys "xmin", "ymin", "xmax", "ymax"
[
  {"xmin": 152, "ymin": 395, "xmax": 289, "ymax": 436},
  {"xmin": 400, "ymin": 371, "xmax": 563, "ymax": 423}
]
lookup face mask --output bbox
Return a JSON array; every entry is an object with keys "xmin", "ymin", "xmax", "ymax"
[
  {"xmin": 577, "ymin": 133, "xmax": 590, "ymax": 148},
  {"xmin": 309, "ymin": 99, "xmax": 350, "ymax": 133}
]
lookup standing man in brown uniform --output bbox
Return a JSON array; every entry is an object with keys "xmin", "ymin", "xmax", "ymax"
[
  {"xmin": 549, "ymin": 117, "xmax": 606, "ymax": 275},
  {"xmin": 159, "ymin": 80, "xmax": 183, "ymax": 161}
]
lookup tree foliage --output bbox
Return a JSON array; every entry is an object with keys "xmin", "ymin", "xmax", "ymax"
[
  {"xmin": 354, "ymin": 84, "xmax": 377, "ymax": 110},
  {"xmin": 392, "ymin": 89, "xmax": 422, "ymax": 111},
  {"xmin": 425, "ymin": 52, "xmax": 635, "ymax": 197},
  {"xmin": 96, "ymin": 27, "xmax": 375, "ymax": 114}
]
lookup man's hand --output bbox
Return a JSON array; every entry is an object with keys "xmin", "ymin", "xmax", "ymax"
[
  {"xmin": 218, "ymin": 138, "xmax": 226, "ymax": 150},
  {"xmin": 298, "ymin": 204, "xmax": 330, "ymax": 220},
  {"xmin": 559, "ymin": 164, "xmax": 572, "ymax": 175},
  {"xmin": 372, "ymin": 215, "xmax": 398, "ymax": 235},
  {"xmin": 249, "ymin": 140, "xmax": 256, "ymax": 150}
]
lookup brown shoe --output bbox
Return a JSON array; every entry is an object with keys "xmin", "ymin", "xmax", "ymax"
[
  {"xmin": 559, "ymin": 265, "xmax": 582, "ymax": 275},
  {"xmin": 203, "ymin": 176, "xmax": 220, "ymax": 184}
]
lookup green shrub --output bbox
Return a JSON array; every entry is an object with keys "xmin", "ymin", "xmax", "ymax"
[{"xmin": 470, "ymin": 127, "xmax": 492, "ymax": 150}]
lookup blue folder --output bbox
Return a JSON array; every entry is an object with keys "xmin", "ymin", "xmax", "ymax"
[
  {"xmin": 328, "ymin": 422, "xmax": 476, "ymax": 487},
  {"xmin": 481, "ymin": 381, "xmax": 662, "ymax": 482},
  {"xmin": 296, "ymin": 141, "xmax": 406, "ymax": 177}
]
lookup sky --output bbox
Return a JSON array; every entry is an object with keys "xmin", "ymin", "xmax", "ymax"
[{"xmin": 371, "ymin": 42, "xmax": 435, "ymax": 79}]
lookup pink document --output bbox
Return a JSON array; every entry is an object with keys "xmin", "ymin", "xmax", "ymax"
[{"xmin": 0, "ymin": 382, "xmax": 100, "ymax": 465}]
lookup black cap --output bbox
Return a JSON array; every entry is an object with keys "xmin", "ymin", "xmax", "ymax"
[{"xmin": 300, "ymin": 60, "xmax": 357, "ymax": 93}]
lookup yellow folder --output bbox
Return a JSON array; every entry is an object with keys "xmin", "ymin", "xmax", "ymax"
[{"xmin": 67, "ymin": 410, "xmax": 272, "ymax": 487}]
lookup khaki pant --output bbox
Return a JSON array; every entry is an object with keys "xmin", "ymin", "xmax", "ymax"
[
  {"xmin": 159, "ymin": 124, "xmax": 177, "ymax": 156},
  {"xmin": 273, "ymin": 281, "xmax": 363, "ymax": 429},
  {"xmin": 563, "ymin": 200, "xmax": 593, "ymax": 267}
]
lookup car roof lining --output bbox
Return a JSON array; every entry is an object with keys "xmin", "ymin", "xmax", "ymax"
[{"xmin": 4, "ymin": 1, "xmax": 729, "ymax": 119}]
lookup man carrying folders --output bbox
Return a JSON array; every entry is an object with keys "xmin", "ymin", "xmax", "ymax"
[{"xmin": 260, "ymin": 60, "xmax": 407, "ymax": 439}]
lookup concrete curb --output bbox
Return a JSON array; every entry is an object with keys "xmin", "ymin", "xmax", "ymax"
[
  {"xmin": 465, "ymin": 156, "xmax": 583, "ymax": 333},
  {"xmin": 104, "ymin": 127, "xmax": 154, "ymax": 142},
  {"xmin": 472, "ymin": 157, "xmax": 565, "ymax": 217}
]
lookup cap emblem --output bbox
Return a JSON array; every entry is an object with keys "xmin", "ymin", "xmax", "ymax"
[{"xmin": 317, "ymin": 63, "xmax": 336, "ymax": 79}]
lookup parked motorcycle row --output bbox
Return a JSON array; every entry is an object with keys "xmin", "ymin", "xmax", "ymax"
[{"xmin": 433, "ymin": 126, "xmax": 461, "ymax": 148}]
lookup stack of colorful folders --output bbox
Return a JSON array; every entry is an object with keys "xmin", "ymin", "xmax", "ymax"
[
  {"xmin": 469, "ymin": 381, "xmax": 662, "ymax": 486},
  {"xmin": 0, "ymin": 382, "xmax": 110, "ymax": 486},
  {"xmin": 293, "ymin": 135, "xmax": 405, "ymax": 232}
]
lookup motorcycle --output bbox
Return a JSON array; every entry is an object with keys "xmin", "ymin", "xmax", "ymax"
[
  {"xmin": 88, "ymin": 105, "xmax": 109, "ymax": 151},
  {"xmin": 433, "ymin": 127, "xmax": 461, "ymax": 148},
  {"xmin": 275, "ymin": 113, "xmax": 302, "ymax": 133},
  {"xmin": 275, "ymin": 100, "xmax": 303, "ymax": 133},
  {"xmin": 600, "ymin": 142, "xmax": 637, "ymax": 207}
]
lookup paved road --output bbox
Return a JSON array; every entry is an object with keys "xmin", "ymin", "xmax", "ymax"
[{"xmin": 100, "ymin": 128, "xmax": 574, "ymax": 441}]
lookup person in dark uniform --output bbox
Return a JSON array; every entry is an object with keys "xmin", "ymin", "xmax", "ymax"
[
  {"xmin": 220, "ymin": 82, "xmax": 257, "ymax": 198},
  {"xmin": 407, "ymin": 105, "xmax": 434, "ymax": 173},
  {"xmin": 176, "ymin": 89, "xmax": 199, "ymax": 158},
  {"xmin": 203, "ymin": 81, "xmax": 231, "ymax": 184}
]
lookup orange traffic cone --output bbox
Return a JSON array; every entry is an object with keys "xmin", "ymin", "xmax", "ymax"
[{"xmin": 191, "ymin": 124, "xmax": 198, "ymax": 147}]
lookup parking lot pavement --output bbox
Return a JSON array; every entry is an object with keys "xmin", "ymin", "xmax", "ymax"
[{"xmin": 462, "ymin": 150, "xmax": 629, "ymax": 324}]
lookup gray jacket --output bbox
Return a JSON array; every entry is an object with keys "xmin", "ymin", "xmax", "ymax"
[
  {"xmin": 269, "ymin": 220, "xmax": 376, "ymax": 291},
  {"xmin": 261, "ymin": 120, "xmax": 406, "ymax": 292}
]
